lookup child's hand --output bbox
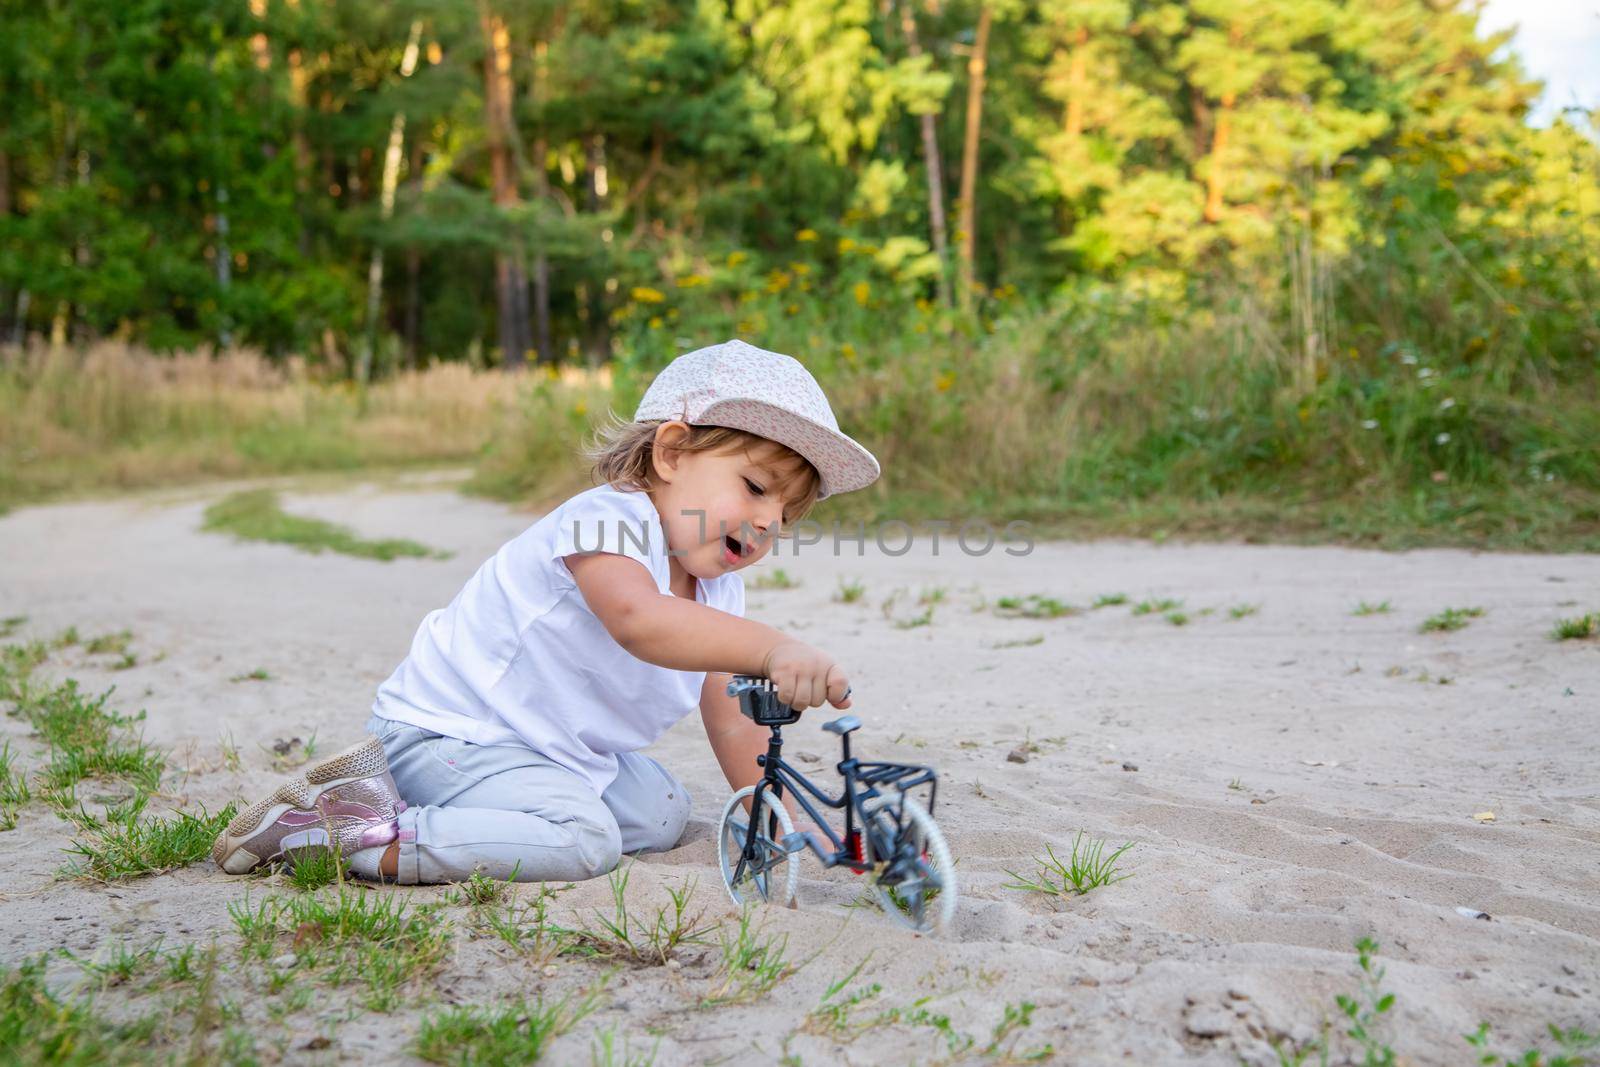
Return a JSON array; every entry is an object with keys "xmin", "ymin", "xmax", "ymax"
[{"xmin": 761, "ymin": 640, "xmax": 851, "ymax": 711}]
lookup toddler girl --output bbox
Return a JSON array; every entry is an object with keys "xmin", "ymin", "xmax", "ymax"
[{"xmin": 212, "ymin": 339, "xmax": 878, "ymax": 884}]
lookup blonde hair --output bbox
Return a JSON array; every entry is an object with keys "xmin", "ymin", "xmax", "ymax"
[{"xmin": 586, "ymin": 414, "xmax": 823, "ymax": 524}]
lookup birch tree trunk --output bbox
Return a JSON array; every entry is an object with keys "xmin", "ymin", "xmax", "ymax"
[
  {"xmin": 899, "ymin": 0, "xmax": 952, "ymax": 308},
  {"xmin": 357, "ymin": 19, "xmax": 423, "ymax": 384},
  {"xmin": 530, "ymin": 38, "xmax": 553, "ymax": 365},
  {"xmin": 955, "ymin": 2, "xmax": 992, "ymax": 311},
  {"xmin": 480, "ymin": 3, "xmax": 532, "ymax": 369},
  {"xmin": 1203, "ymin": 90, "xmax": 1234, "ymax": 222},
  {"xmin": 1064, "ymin": 26, "xmax": 1088, "ymax": 140},
  {"xmin": 403, "ymin": 137, "xmax": 424, "ymax": 370}
]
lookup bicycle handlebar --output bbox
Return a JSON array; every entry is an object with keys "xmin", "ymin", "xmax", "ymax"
[{"xmin": 726, "ymin": 675, "xmax": 803, "ymax": 727}]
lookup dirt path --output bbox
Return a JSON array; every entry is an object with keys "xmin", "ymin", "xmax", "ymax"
[{"xmin": 1, "ymin": 479, "xmax": 1596, "ymax": 1065}]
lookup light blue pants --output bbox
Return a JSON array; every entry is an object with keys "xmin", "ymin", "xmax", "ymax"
[{"xmin": 365, "ymin": 715, "xmax": 692, "ymax": 885}]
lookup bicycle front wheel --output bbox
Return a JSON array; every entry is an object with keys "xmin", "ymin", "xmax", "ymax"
[
  {"xmin": 861, "ymin": 793, "xmax": 957, "ymax": 934},
  {"xmin": 716, "ymin": 786, "xmax": 800, "ymax": 908}
]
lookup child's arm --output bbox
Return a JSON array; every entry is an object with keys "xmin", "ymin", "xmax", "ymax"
[
  {"xmin": 700, "ymin": 671, "xmax": 825, "ymax": 835},
  {"xmin": 700, "ymin": 671, "xmax": 778, "ymax": 797},
  {"xmin": 566, "ymin": 552, "xmax": 851, "ymax": 710}
]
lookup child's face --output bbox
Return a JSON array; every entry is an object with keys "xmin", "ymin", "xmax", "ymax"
[{"xmin": 650, "ymin": 427, "xmax": 803, "ymax": 580}]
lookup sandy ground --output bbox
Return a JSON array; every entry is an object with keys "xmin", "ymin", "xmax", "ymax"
[{"xmin": 0, "ymin": 476, "xmax": 1596, "ymax": 1065}]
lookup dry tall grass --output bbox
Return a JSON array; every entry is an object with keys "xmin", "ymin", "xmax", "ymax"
[{"xmin": 0, "ymin": 343, "xmax": 523, "ymax": 508}]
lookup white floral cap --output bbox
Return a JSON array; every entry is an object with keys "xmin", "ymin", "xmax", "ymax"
[{"xmin": 633, "ymin": 339, "xmax": 881, "ymax": 499}]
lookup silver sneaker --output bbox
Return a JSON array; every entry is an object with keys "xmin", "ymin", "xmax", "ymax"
[{"xmin": 212, "ymin": 735, "xmax": 404, "ymax": 875}]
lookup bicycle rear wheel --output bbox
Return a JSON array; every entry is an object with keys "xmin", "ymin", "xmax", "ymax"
[
  {"xmin": 861, "ymin": 793, "xmax": 957, "ymax": 933},
  {"xmin": 716, "ymin": 786, "xmax": 800, "ymax": 908}
]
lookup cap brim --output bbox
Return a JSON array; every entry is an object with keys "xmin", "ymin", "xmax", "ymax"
[{"xmin": 695, "ymin": 398, "xmax": 880, "ymax": 499}]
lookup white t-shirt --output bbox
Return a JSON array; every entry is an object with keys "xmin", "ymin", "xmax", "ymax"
[{"xmin": 372, "ymin": 483, "xmax": 744, "ymax": 793}]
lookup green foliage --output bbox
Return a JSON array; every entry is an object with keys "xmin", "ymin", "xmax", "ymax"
[
  {"xmin": 1466, "ymin": 1022, "xmax": 1599, "ymax": 1067},
  {"xmin": 201, "ymin": 489, "xmax": 447, "ymax": 561},
  {"xmin": 1337, "ymin": 937, "xmax": 1398, "ymax": 1067},
  {"xmin": 0, "ymin": 0, "xmax": 1592, "ymax": 375},
  {"xmin": 0, "ymin": 1, "xmax": 1595, "ymax": 557}
]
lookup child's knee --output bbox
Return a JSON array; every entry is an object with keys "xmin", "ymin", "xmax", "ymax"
[
  {"xmin": 571, "ymin": 816, "xmax": 623, "ymax": 880},
  {"xmin": 657, "ymin": 782, "xmax": 691, "ymax": 850}
]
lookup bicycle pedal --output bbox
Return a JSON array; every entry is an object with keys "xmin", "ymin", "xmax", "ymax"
[{"xmin": 779, "ymin": 832, "xmax": 809, "ymax": 854}]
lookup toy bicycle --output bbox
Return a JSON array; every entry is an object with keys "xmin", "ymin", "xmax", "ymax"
[{"xmin": 715, "ymin": 676, "xmax": 957, "ymax": 933}]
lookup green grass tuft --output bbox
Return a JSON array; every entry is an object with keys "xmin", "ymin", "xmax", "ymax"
[
  {"xmin": 0, "ymin": 956, "xmax": 162, "ymax": 1063},
  {"xmin": 282, "ymin": 847, "xmax": 344, "ymax": 891},
  {"xmin": 1551, "ymin": 612, "xmax": 1599, "ymax": 641},
  {"xmin": 0, "ymin": 741, "xmax": 30, "ymax": 831},
  {"xmin": 1227, "ymin": 603, "xmax": 1260, "ymax": 620},
  {"xmin": 1353, "ymin": 600, "xmax": 1393, "ymax": 616},
  {"xmin": 1419, "ymin": 606, "xmax": 1485, "ymax": 633},
  {"xmin": 1091, "ymin": 593, "xmax": 1128, "ymax": 608},
  {"xmin": 1131, "ymin": 597, "xmax": 1182, "ymax": 616},
  {"xmin": 63, "ymin": 798, "xmax": 237, "ymax": 881},
  {"xmin": 700, "ymin": 906, "xmax": 801, "ymax": 1007},
  {"xmin": 1002, "ymin": 831, "xmax": 1133, "ymax": 899},
  {"xmin": 750, "ymin": 567, "xmax": 799, "ymax": 590},
  {"xmin": 415, "ymin": 987, "xmax": 602, "ymax": 1065},
  {"xmin": 83, "ymin": 631, "xmax": 132, "ymax": 656},
  {"xmin": 230, "ymin": 887, "xmax": 452, "ymax": 1011},
  {"xmin": 995, "ymin": 594, "xmax": 1078, "ymax": 619},
  {"xmin": 833, "ymin": 578, "xmax": 866, "ymax": 604},
  {"xmin": 555, "ymin": 861, "xmax": 713, "ymax": 966},
  {"xmin": 202, "ymin": 489, "xmax": 448, "ymax": 562}
]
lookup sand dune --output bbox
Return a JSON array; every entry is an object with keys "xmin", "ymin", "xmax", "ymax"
[{"xmin": 1, "ymin": 478, "xmax": 1595, "ymax": 1065}]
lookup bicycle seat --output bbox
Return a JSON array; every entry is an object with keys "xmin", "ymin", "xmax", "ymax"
[{"xmin": 823, "ymin": 715, "xmax": 861, "ymax": 736}]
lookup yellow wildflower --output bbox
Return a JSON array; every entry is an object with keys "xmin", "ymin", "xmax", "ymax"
[
  {"xmin": 648, "ymin": 316, "xmax": 664, "ymax": 329},
  {"xmin": 573, "ymin": 400, "xmax": 588, "ymax": 417},
  {"xmin": 935, "ymin": 372, "xmax": 955, "ymax": 393},
  {"xmin": 726, "ymin": 251, "xmax": 749, "ymax": 267},
  {"xmin": 853, "ymin": 281, "xmax": 871, "ymax": 307},
  {"xmin": 676, "ymin": 274, "xmax": 709, "ymax": 288},
  {"xmin": 915, "ymin": 297, "xmax": 933, "ymax": 314},
  {"xmin": 796, "ymin": 228, "xmax": 818, "ymax": 242},
  {"xmin": 764, "ymin": 271, "xmax": 792, "ymax": 294},
  {"xmin": 790, "ymin": 262, "xmax": 811, "ymax": 276},
  {"xmin": 840, "ymin": 342, "xmax": 857, "ymax": 363},
  {"xmin": 837, "ymin": 237, "xmax": 857, "ymax": 254},
  {"xmin": 785, "ymin": 303, "xmax": 799, "ymax": 316},
  {"xmin": 631, "ymin": 286, "xmax": 666, "ymax": 304}
]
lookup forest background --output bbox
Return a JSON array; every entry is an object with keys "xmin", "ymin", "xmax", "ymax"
[{"xmin": 1, "ymin": 0, "xmax": 1596, "ymax": 550}]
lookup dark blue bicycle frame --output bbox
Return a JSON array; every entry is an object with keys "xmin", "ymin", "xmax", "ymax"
[{"xmin": 732, "ymin": 719, "xmax": 940, "ymax": 888}]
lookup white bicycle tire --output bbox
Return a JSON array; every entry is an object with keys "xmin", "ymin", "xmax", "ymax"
[
  {"xmin": 716, "ymin": 786, "xmax": 800, "ymax": 908},
  {"xmin": 861, "ymin": 793, "xmax": 957, "ymax": 933}
]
